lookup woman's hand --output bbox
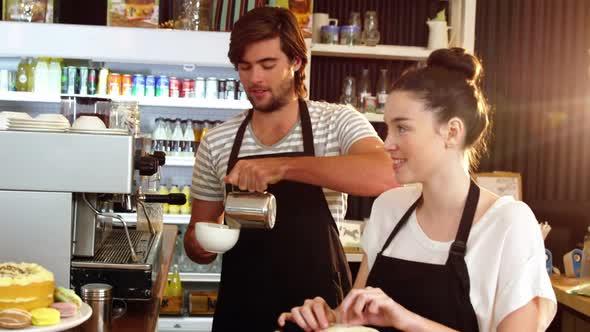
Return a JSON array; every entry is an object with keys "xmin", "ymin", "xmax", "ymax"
[
  {"xmin": 278, "ymin": 297, "xmax": 338, "ymax": 332},
  {"xmin": 339, "ymin": 287, "xmax": 413, "ymax": 329}
]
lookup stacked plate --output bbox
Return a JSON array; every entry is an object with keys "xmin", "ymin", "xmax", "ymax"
[
  {"xmin": 0, "ymin": 112, "xmax": 70, "ymax": 132},
  {"xmin": 68, "ymin": 128, "xmax": 128, "ymax": 135}
]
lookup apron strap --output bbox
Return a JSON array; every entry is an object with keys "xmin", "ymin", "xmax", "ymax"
[
  {"xmin": 298, "ymin": 98, "xmax": 315, "ymax": 156},
  {"xmin": 449, "ymin": 179, "xmax": 480, "ymax": 257},
  {"xmin": 446, "ymin": 179, "xmax": 481, "ymax": 332},
  {"xmin": 378, "ymin": 196, "xmax": 421, "ymax": 255}
]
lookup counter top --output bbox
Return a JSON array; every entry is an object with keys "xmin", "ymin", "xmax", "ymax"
[
  {"xmin": 109, "ymin": 225, "xmax": 178, "ymax": 332},
  {"xmin": 551, "ymin": 275, "xmax": 590, "ymax": 317}
]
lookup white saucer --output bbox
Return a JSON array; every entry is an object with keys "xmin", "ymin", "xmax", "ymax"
[{"xmin": 1, "ymin": 302, "xmax": 93, "ymax": 332}]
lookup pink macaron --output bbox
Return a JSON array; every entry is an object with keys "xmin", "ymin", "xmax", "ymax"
[{"xmin": 50, "ymin": 302, "xmax": 78, "ymax": 318}]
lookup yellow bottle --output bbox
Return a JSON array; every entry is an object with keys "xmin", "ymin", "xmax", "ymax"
[
  {"xmin": 168, "ymin": 184, "xmax": 180, "ymax": 214},
  {"xmin": 27, "ymin": 58, "xmax": 36, "ymax": 92},
  {"xmin": 180, "ymin": 185, "xmax": 192, "ymax": 214},
  {"xmin": 158, "ymin": 184, "xmax": 170, "ymax": 214},
  {"xmin": 16, "ymin": 57, "xmax": 30, "ymax": 92},
  {"xmin": 169, "ymin": 264, "xmax": 183, "ymax": 297}
]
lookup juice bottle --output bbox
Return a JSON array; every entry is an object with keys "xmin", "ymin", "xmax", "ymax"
[
  {"xmin": 27, "ymin": 58, "xmax": 36, "ymax": 92},
  {"xmin": 34, "ymin": 58, "xmax": 49, "ymax": 94},
  {"xmin": 15, "ymin": 57, "xmax": 29, "ymax": 92},
  {"xmin": 48, "ymin": 58, "xmax": 62, "ymax": 95},
  {"xmin": 180, "ymin": 184, "xmax": 192, "ymax": 215},
  {"xmin": 168, "ymin": 183, "xmax": 181, "ymax": 214},
  {"xmin": 169, "ymin": 264, "xmax": 183, "ymax": 298},
  {"xmin": 158, "ymin": 183, "xmax": 170, "ymax": 214}
]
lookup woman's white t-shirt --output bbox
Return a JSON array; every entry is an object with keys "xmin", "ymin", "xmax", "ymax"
[{"xmin": 361, "ymin": 186, "xmax": 557, "ymax": 331}]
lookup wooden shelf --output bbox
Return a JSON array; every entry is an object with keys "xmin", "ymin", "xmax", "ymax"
[{"xmin": 311, "ymin": 43, "xmax": 431, "ymax": 61}]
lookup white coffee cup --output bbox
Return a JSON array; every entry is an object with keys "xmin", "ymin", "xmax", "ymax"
[{"xmin": 312, "ymin": 13, "xmax": 338, "ymax": 43}]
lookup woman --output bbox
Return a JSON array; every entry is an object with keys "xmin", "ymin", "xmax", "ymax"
[{"xmin": 278, "ymin": 48, "xmax": 556, "ymax": 331}]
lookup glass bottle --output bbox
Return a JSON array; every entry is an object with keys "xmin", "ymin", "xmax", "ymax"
[
  {"xmin": 151, "ymin": 118, "xmax": 166, "ymax": 153},
  {"xmin": 349, "ymin": 12, "xmax": 361, "ymax": 29},
  {"xmin": 339, "ymin": 76, "xmax": 357, "ymax": 106},
  {"xmin": 168, "ymin": 181, "xmax": 181, "ymax": 214},
  {"xmin": 357, "ymin": 68, "xmax": 371, "ymax": 110},
  {"xmin": 182, "ymin": 119, "xmax": 195, "ymax": 157},
  {"xmin": 362, "ymin": 11, "xmax": 381, "ymax": 46},
  {"xmin": 33, "ymin": 57, "xmax": 49, "ymax": 95},
  {"xmin": 171, "ymin": 118, "xmax": 184, "ymax": 157},
  {"xmin": 27, "ymin": 58, "xmax": 36, "ymax": 92},
  {"xmin": 376, "ymin": 69, "xmax": 390, "ymax": 114},
  {"xmin": 159, "ymin": 182, "xmax": 170, "ymax": 214},
  {"xmin": 180, "ymin": 181, "xmax": 192, "ymax": 215},
  {"xmin": 175, "ymin": 0, "xmax": 211, "ymax": 31},
  {"xmin": 15, "ymin": 57, "xmax": 30, "ymax": 92},
  {"xmin": 169, "ymin": 264, "xmax": 183, "ymax": 298},
  {"xmin": 48, "ymin": 58, "xmax": 62, "ymax": 96}
]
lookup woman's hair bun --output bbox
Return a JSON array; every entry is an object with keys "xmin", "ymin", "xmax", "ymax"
[{"xmin": 427, "ymin": 47, "xmax": 482, "ymax": 82}]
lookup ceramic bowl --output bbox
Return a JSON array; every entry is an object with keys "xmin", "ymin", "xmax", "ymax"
[{"xmin": 72, "ymin": 116, "xmax": 106, "ymax": 130}]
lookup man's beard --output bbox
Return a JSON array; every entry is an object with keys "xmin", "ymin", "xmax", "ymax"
[{"xmin": 247, "ymin": 76, "xmax": 295, "ymax": 113}]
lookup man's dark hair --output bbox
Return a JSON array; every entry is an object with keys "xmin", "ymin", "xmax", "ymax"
[{"xmin": 228, "ymin": 7, "xmax": 308, "ymax": 98}]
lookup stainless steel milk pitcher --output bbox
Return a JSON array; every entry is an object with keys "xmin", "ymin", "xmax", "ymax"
[{"xmin": 225, "ymin": 191, "xmax": 276, "ymax": 229}]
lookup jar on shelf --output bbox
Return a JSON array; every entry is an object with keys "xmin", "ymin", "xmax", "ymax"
[
  {"xmin": 320, "ymin": 25, "xmax": 340, "ymax": 44},
  {"xmin": 339, "ymin": 25, "xmax": 361, "ymax": 46},
  {"xmin": 174, "ymin": 0, "xmax": 211, "ymax": 31},
  {"xmin": 362, "ymin": 11, "xmax": 381, "ymax": 46},
  {"xmin": 348, "ymin": 12, "xmax": 361, "ymax": 29}
]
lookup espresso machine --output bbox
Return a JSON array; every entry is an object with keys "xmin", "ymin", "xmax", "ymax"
[{"xmin": 0, "ymin": 130, "xmax": 184, "ymax": 300}]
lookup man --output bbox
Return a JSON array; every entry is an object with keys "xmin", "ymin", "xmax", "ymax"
[{"xmin": 184, "ymin": 7, "xmax": 396, "ymax": 331}]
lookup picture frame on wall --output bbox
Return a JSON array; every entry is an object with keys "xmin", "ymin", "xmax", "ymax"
[{"xmin": 474, "ymin": 171, "xmax": 523, "ymax": 201}]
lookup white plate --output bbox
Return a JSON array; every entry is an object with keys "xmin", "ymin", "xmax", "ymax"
[
  {"xmin": 0, "ymin": 111, "xmax": 32, "ymax": 120},
  {"xmin": 35, "ymin": 114, "xmax": 69, "ymax": 124},
  {"xmin": 5, "ymin": 123, "xmax": 69, "ymax": 129},
  {"xmin": 6, "ymin": 127, "xmax": 68, "ymax": 133},
  {"xmin": 0, "ymin": 302, "xmax": 93, "ymax": 332},
  {"xmin": 8, "ymin": 119, "xmax": 69, "ymax": 126},
  {"xmin": 68, "ymin": 128, "xmax": 128, "ymax": 135}
]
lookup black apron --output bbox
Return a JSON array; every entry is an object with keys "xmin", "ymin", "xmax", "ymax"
[
  {"xmin": 365, "ymin": 180, "xmax": 481, "ymax": 332},
  {"xmin": 212, "ymin": 99, "xmax": 352, "ymax": 332}
]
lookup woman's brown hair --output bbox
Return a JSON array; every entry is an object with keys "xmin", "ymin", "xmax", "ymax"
[
  {"xmin": 392, "ymin": 48, "xmax": 491, "ymax": 170},
  {"xmin": 228, "ymin": 7, "xmax": 308, "ymax": 98}
]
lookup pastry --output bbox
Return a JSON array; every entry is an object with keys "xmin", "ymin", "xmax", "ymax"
[
  {"xmin": 54, "ymin": 286, "xmax": 83, "ymax": 308},
  {"xmin": 50, "ymin": 302, "xmax": 78, "ymax": 318},
  {"xmin": 0, "ymin": 308, "xmax": 32, "ymax": 329},
  {"xmin": 0, "ymin": 263, "xmax": 54, "ymax": 311},
  {"xmin": 30, "ymin": 307, "xmax": 60, "ymax": 326}
]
